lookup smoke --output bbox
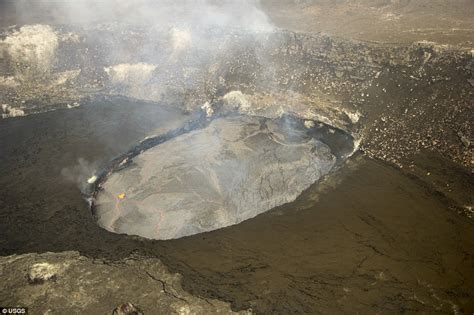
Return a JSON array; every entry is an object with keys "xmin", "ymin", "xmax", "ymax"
[
  {"xmin": 11, "ymin": 0, "xmax": 274, "ymax": 32},
  {"xmin": 5, "ymin": 1, "xmax": 275, "ymax": 69},
  {"xmin": 61, "ymin": 158, "xmax": 99, "ymax": 193},
  {"xmin": 0, "ymin": 0, "xmax": 283, "ymax": 118},
  {"xmin": 222, "ymin": 91, "xmax": 252, "ymax": 112},
  {"xmin": 1, "ymin": 24, "xmax": 58, "ymax": 76}
]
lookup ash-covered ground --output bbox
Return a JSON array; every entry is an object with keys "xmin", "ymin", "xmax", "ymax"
[{"xmin": 0, "ymin": 0, "xmax": 473, "ymax": 314}]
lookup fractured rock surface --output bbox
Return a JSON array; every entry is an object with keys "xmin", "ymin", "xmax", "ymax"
[
  {"xmin": 0, "ymin": 251, "xmax": 245, "ymax": 314},
  {"xmin": 95, "ymin": 115, "xmax": 338, "ymax": 240}
]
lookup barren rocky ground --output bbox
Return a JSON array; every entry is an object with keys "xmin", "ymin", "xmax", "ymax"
[
  {"xmin": 264, "ymin": 0, "xmax": 474, "ymax": 47},
  {"xmin": 0, "ymin": 251, "xmax": 248, "ymax": 314},
  {"xmin": 0, "ymin": 0, "xmax": 473, "ymax": 314}
]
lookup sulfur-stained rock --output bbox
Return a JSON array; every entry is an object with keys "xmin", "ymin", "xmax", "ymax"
[{"xmin": 27, "ymin": 262, "xmax": 61, "ymax": 284}]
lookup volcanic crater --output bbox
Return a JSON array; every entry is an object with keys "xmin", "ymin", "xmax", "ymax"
[{"xmin": 0, "ymin": 1, "xmax": 473, "ymax": 313}]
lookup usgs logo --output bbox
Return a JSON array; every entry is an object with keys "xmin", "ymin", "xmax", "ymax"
[{"xmin": 0, "ymin": 308, "xmax": 27, "ymax": 314}]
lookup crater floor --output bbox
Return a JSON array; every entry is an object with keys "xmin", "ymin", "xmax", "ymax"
[{"xmin": 94, "ymin": 115, "xmax": 342, "ymax": 240}]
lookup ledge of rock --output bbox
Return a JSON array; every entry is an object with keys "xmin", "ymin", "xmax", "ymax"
[{"xmin": 0, "ymin": 251, "xmax": 247, "ymax": 314}]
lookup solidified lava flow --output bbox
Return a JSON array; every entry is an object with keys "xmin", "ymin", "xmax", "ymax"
[{"xmin": 92, "ymin": 113, "xmax": 354, "ymax": 240}]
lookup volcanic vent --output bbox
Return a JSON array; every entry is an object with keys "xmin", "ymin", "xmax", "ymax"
[{"xmin": 92, "ymin": 113, "xmax": 354, "ymax": 240}]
